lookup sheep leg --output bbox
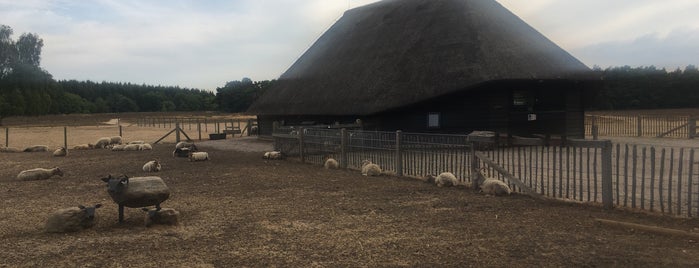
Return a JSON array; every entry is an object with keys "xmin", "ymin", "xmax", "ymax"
[{"xmin": 118, "ymin": 204, "xmax": 124, "ymax": 223}]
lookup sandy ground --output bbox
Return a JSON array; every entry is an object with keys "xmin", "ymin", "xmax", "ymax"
[{"xmin": 0, "ymin": 114, "xmax": 698, "ymax": 267}]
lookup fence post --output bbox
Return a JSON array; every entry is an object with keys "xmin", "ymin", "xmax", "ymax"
[
  {"xmin": 341, "ymin": 128, "xmax": 348, "ymax": 169},
  {"xmin": 5, "ymin": 128, "xmax": 8, "ymax": 147},
  {"xmin": 299, "ymin": 127, "xmax": 305, "ymax": 163},
  {"xmin": 592, "ymin": 125, "xmax": 599, "ymax": 140},
  {"xmin": 601, "ymin": 140, "xmax": 614, "ymax": 209},
  {"xmin": 175, "ymin": 122, "xmax": 181, "ymax": 142},
  {"xmin": 470, "ymin": 140, "xmax": 479, "ymax": 190},
  {"xmin": 689, "ymin": 116, "xmax": 696, "ymax": 139},
  {"xmin": 395, "ymin": 130, "xmax": 403, "ymax": 177},
  {"xmin": 637, "ymin": 115, "xmax": 642, "ymax": 137},
  {"xmin": 197, "ymin": 122, "xmax": 202, "ymax": 140},
  {"xmin": 64, "ymin": 127, "xmax": 68, "ymax": 149}
]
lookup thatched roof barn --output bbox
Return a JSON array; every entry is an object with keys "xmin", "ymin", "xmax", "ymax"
[{"xmin": 249, "ymin": 0, "xmax": 598, "ymax": 138}]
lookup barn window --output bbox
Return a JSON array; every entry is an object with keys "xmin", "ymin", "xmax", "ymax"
[{"xmin": 428, "ymin": 113, "xmax": 440, "ymax": 128}]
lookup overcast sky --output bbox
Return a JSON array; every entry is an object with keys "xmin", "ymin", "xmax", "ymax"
[{"xmin": 1, "ymin": 0, "xmax": 698, "ymax": 91}]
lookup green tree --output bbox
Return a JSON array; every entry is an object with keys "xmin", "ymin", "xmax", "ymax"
[{"xmin": 15, "ymin": 33, "xmax": 43, "ymax": 67}]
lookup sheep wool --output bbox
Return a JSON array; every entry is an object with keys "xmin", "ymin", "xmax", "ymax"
[
  {"xmin": 53, "ymin": 147, "xmax": 67, "ymax": 157},
  {"xmin": 94, "ymin": 137, "xmax": 111, "ymax": 149},
  {"xmin": 109, "ymin": 136, "xmax": 123, "ymax": 145},
  {"xmin": 17, "ymin": 167, "xmax": 64, "ymax": 181},
  {"xmin": 72, "ymin": 144, "xmax": 93, "ymax": 150},
  {"xmin": 143, "ymin": 160, "xmax": 161, "ymax": 172},
  {"xmin": 324, "ymin": 158, "xmax": 339, "ymax": 169},
  {"xmin": 139, "ymin": 143, "xmax": 153, "ymax": 150},
  {"xmin": 0, "ymin": 146, "xmax": 21, "ymax": 153},
  {"xmin": 263, "ymin": 151, "xmax": 282, "ymax": 160},
  {"xmin": 434, "ymin": 172, "xmax": 458, "ymax": 187},
  {"xmin": 45, "ymin": 204, "xmax": 102, "ymax": 233},
  {"xmin": 189, "ymin": 152, "xmax": 209, "ymax": 162},
  {"xmin": 361, "ymin": 160, "xmax": 382, "ymax": 176},
  {"xmin": 143, "ymin": 208, "xmax": 180, "ymax": 227},
  {"xmin": 23, "ymin": 145, "xmax": 49, "ymax": 152},
  {"xmin": 481, "ymin": 179, "xmax": 512, "ymax": 196}
]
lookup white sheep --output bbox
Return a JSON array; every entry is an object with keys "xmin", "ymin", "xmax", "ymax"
[
  {"xmin": 101, "ymin": 174, "xmax": 170, "ymax": 222},
  {"xmin": 175, "ymin": 141, "xmax": 196, "ymax": 149},
  {"xmin": 142, "ymin": 207, "xmax": 180, "ymax": 227},
  {"xmin": 262, "ymin": 151, "xmax": 283, "ymax": 160},
  {"xmin": 361, "ymin": 160, "xmax": 382, "ymax": 176},
  {"xmin": 139, "ymin": 143, "xmax": 152, "ymax": 150},
  {"xmin": 53, "ymin": 147, "xmax": 67, "ymax": 157},
  {"xmin": 474, "ymin": 169, "xmax": 512, "ymax": 196},
  {"xmin": 109, "ymin": 136, "xmax": 123, "ymax": 145},
  {"xmin": 127, "ymin": 140, "xmax": 145, "ymax": 145},
  {"xmin": 72, "ymin": 144, "xmax": 94, "ymax": 150},
  {"xmin": 111, "ymin": 144, "xmax": 126, "ymax": 151},
  {"xmin": 94, "ymin": 137, "xmax": 111, "ymax": 149},
  {"xmin": 122, "ymin": 144, "xmax": 142, "ymax": 151},
  {"xmin": 17, "ymin": 167, "xmax": 64, "ymax": 181},
  {"xmin": 45, "ymin": 204, "xmax": 102, "ymax": 233},
  {"xmin": 426, "ymin": 172, "xmax": 459, "ymax": 187},
  {"xmin": 0, "ymin": 146, "xmax": 21, "ymax": 153},
  {"xmin": 189, "ymin": 151, "xmax": 209, "ymax": 161},
  {"xmin": 23, "ymin": 145, "xmax": 49, "ymax": 152},
  {"xmin": 324, "ymin": 157, "xmax": 339, "ymax": 169},
  {"xmin": 143, "ymin": 160, "xmax": 161, "ymax": 172}
]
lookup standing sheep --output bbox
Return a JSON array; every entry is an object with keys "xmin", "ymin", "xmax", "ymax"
[
  {"xmin": 100, "ymin": 174, "xmax": 170, "ymax": 223},
  {"xmin": 474, "ymin": 169, "xmax": 512, "ymax": 196},
  {"xmin": 53, "ymin": 147, "xmax": 67, "ymax": 157},
  {"xmin": 45, "ymin": 204, "xmax": 102, "ymax": 233},
  {"xmin": 361, "ymin": 160, "xmax": 382, "ymax": 176},
  {"xmin": 324, "ymin": 156, "xmax": 339, "ymax": 169},
  {"xmin": 17, "ymin": 167, "xmax": 64, "ymax": 181},
  {"xmin": 188, "ymin": 151, "xmax": 209, "ymax": 161},
  {"xmin": 175, "ymin": 141, "xmax": 196, "ymax": 150},
  {"xmin": 426, "ymin": 172, "xmax": 459, "ymax": 187},
  {"xmin": 142, "ymin": 160, "xmax": 161, "ymax": 172},
  {"xmin": 23, "ymin": 145, "xmax": 49, "ymax": 152},
  {"xmin": 142, "ymin": 207, "xmax": 180, "ymax": 227}
]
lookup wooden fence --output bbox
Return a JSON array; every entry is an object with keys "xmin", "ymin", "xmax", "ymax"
[
  {"xmin": 273, "ymin": 127, "xmax": 699, "ymax": 218},
  {"xmin": 135, "ymin": 117, "xmax": 258, "ymax": 138},
  {"xmin": 585, "ymin": 114, "xmax": 697, "ymax": 138}
]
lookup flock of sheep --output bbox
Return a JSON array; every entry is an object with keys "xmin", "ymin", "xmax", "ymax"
[
  {"xmin": 10, "ymin": 137, "xmax": 214, "ymax": 233},
  {"xmin": 262, "ymin": 151, "xmax": 513, "ymax": 196}
]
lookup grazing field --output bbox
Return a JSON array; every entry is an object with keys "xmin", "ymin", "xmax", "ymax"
[{"xmin": 0, "ymin": 114, "xmax": 699, "ymax": 267}]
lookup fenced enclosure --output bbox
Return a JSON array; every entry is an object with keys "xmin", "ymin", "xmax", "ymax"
[
  {"xmin": 135, "ymin": 117, "xmax": 258, "ymax": 138},
  {"xmin": 585, "ymin": 114, "xmax": 696, "ymax": 138},
  {"xmin": 274, "ymin": 127, "xmax": 699, "ymax": 218}
]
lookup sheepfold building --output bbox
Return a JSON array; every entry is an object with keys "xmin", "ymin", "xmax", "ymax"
[{"xmin": 248, "ymin": 0, "xmax": 599, "ymax": 138}]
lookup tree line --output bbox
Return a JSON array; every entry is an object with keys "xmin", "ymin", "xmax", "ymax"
[
  {"xmin": 0, "ymin": 24, "xmax": 272, "ymax": 124},
  {"xmin": 591, "ymin": 65, "xmax": 699, "ymax": 110},
  {"xmin": 3, "ymin": 24, "xmax": 699, "ymax": 124}
]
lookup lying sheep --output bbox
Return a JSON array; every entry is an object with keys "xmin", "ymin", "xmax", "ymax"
[
  {"xmin": 324, "ymin": 156, "xmax": 339, "ymax": 169},
  {"xmin": 426, "ymin": 172, "xmax": 459, "ymax": 187},
  {"xmin": 17, "ymin": 167, "xmax": 64, "ymax": 181},
  {"xmin": 122, "ymin": 144, "xmax": 141, "ymax": 151},
  {"xmin": 361, "ymin": 160, "xmax": 382, "ymax": 176},
  {"xmin": 94, "ymin": 137, "xmax": 111, "ymax": 149},
  {"xmin": 23, "ymin": 145, "xmax": 49, "ymax": 152},
  {"xmin": 139, "ymin": 143, "xmax": 152, "ymax": 150},
  {"xmin": 72, "ymin": 144, "xmax": 94, "ymax": 150},
  {"xmin": 142, "ymin": 160, "xmax": 161, "ymax": 172},
  {"xmin": 262, "ymin": 151, "xmax": 283, "ymax": 160},
  {"xmin": 53, "ymin": 147, "xmax": 67, "ymax": 157},
  {"xmin": 111, "ymin": 144, "xmax": 126, "ymax": 151},
  {"xmin": 110, "ymin": 136, "xmax": 123, "ymax": 145},
  {"xmin": 189, "ymin": 151, "xmax": 209, "ymax": 161},
  {"xmin": 474, "ymin": 169, "xmax": 512, "ymax": 196},
  {"xmin": 45, "ymin": 204, "xmax": 102, "ymax": 233},
  {"xmin": 142, "ymin": 207, "xmax": 180, "ymax": 227},
  {"xmin": 0, "ymin": 146, "xmax": 21, "ymax": 153},
  {"xmin": 101, "ymin": 174, "xmax": 170, "ymax": 223},
  {"xmin": 127, "ymin": 140, "xmax": 145, "ymax": 145}
]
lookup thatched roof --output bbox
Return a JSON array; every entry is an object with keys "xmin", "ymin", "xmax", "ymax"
[{"xmin": 249, "ymin": 0, "xmax": 593, "ymax": 116}]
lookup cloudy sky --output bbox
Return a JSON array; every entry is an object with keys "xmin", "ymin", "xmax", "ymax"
[{"xmin": 1, "ymin": 0, "xmax": 698, "ymax": 91}]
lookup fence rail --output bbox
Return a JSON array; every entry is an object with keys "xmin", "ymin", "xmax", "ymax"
[
  {"xmin": 585, "ymin": 114, "xmax": 696, "ymax": 138},
  {"xmin": 136, "ymin": 117, "xmax": 258, "ymax": 137},
  {"xmin": 274, "ymin": 127, "xmax": 699, "ymax": 218}
]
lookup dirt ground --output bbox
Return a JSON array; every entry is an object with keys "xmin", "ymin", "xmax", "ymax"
[{"xmin": 1, "ymin": 114, "xmax": 699, "ymax": 267}]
